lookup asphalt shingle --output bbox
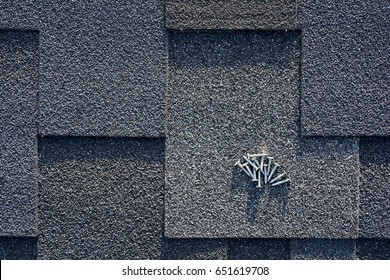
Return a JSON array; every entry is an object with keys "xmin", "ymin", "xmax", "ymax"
[
  {"xmin": 359, "ymin": 137, "xmax": 390, "ymax": 238},
  {"xmin": 290, "ymin": 239, "xmax": 355, "ymax": 260},
  {"xmin": 0, "ymin": 237, "xmax": 37, "ymax": 260},
  {"xmin": 229, "ymin": 239, "xmax": 290, "ymax": 260},
  {"xmin": 38, "ymin": 137, "xmax": 165, "ymax": 259},
  {"xmin": 165, "ymin": 31, "xmax": 359, "ymax": 238},
  {"xmin": 356, "ymin": 239, "xmax": 390, "ymax": 260},
  {"xmin": 166, "ymin": 0, "xmax": 297, "ymax": 30},
  {"xmin": 0, "ymin": 31, "xmax": 38, "ymax": 237},
  {"xmin": 163, "ymin": 239, "xmax": 228, "ymax": 259},
  {"xmin": 299, "ymin": 0, "xmax": 390, "ymax": 136},
  {"xmin": 0, "ymin": 0, "xmax": 166, "ymax": 137}
]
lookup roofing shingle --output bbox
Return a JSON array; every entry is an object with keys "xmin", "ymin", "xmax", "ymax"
[
  {"xmin": 290, "ymin": 239, "xmax": 356, "ymax": 260},
  {"xmin": 165, "ymin": 31, "xmax": 359, "ymax": 238},
  {"xmin": 359, "ymin": 137, "xmax": 390, "ymax": 238},
  {"xmin": 229, "ymin": 239, "xmax": 290, "ymax": 260},
  {"xmin": 38, "ymin": 137, "xmax": 165, "ymax": 259},
  {"xmin": 0, "ymin": 31, "xmax": 38, "ymax": 237},
  {"xmin": 166, "ymin": 0, "xmax": 297, "ymax": 30},
  {"xmin": 299, "ymin": 0, "xmax": 390, "ymax": 136},
  {"xmin": 0, "ymin": 0, "xmax": 166, "ymax": 137}
]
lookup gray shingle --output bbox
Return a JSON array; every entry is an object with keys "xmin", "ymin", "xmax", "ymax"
[
  {"xmin": 165, "ymin": 31, "xmax": 359, "ymax": 238},
  {"xmin": 0, "ymin": 1, "xmax": 166, "ymax": 137},
  {"xmin": 229, "ymin": 239, "xmax": 290, "ymax": 260},
  {"xmin": 299, "ymin": 0, "xmax": 390, "ymax": 136},
  {"xmin": 38, "ymin": 137, "xmax": 165, "ymax": 259},
  {"xmin": 359, "ymin": 137, "xmax": 390, "ymax": 238},
  {"xmin": 357, "ymin": 239, "xmax": 390, "ymax": 260},
  {"xmin": 166, "ymin": 0, "xmax": 297, "ymax": 30},
  {"xmin": 0, "ymin": 31, "xmax": 38, "ymax": 237},
  {"xmin": 290, "ymin": 239, "xmax": 355, "ymax": 260},
  {"xmin": 0, "ymin": 237, "xmax": 37, "ymax": 260},
  {"xmin": 163, "ymin": 239, "xmax": 228, "ymax": 259}
]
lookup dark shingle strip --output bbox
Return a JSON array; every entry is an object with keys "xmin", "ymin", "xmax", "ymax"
[{"xmin": 0, "ymin": 31, "xmax": 39, "ymax": 237}]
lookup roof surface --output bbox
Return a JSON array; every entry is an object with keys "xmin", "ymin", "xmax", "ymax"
[{"xmin": 0, "ymin": 0, "xmax": 389, "ymax": 260}]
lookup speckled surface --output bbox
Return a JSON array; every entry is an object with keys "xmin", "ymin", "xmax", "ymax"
[
  {"xmin": 166, "ymin": 0, "xmax": 297, "ymax": 30},
  {"xmin": 163, "ymin": 239, "xmax": 228, "ymax": 259},
  {"xmin": 299, "ymin": 0, "xmax": 390, "ymax": 136},
  {"xmin": 290, "ymin": 239, "xmax": 355, "ymax": 260},
  {"xmin": 357, "ymin": 239, "xmax": 390, "ymax": 260},
  {"xmin": 165, "ymin": 31, "xmax": 360, "ymax": 238},
  {"xmin": 38, "ymin": 137, "xmax": 165, "ymax": 259},
  {"xmin": 0, "ymin": 0, "xmax": 166, "ymax": 137},
  {"xmin": 359, "ymin": 137, "xmax": 390, "ymax": 238},
  {"xmin": 0, "ymin": 237, "xmax": 37, "ymax": 260},
  {"xmin": 0, "ymin": 31, "xmax": 38, "ymax": 237},
  {"xmin": 229, "ymin": 239, "xmax": 290, "ymax": 259}
]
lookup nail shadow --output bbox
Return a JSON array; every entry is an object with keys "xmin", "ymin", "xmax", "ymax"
[
  {"xmin": 231, "ymin": 168, "xmax": 289, "ymax": 224},
  {"xmin": 231, "ymin": 168, "xmax": 263, "ymax": 223}
]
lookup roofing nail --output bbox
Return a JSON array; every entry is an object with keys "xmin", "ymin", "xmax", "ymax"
[
  {"xmin": 257, "ymin": 169, "xmax": 262, "ymax": 188},
  {"xmin": 243, "ymin": 155, "xmax": 259, "ymax": 171},
  {"xmin": 260, "ymin": 156, "xmax": 265, "ymax": 172},
  {"xmin": 268, "ymin": 163, "xmax": 280, "ymax": 181},
  {"xmin": 269, "ymin": 172, "xmax": 286, "ymax": 184},
  {"xmin": 248, "ymin": 153, "xmax": 268, "ymax": 159},
  {"xmin": 266, "ymin": 157, "xmax": 273, "ymax": 178},
  {"xmin": 244, "ymin": 164, "xmax": 253, "ymax": 177},
  {"xmin": 236, "ymin": 161, "xmax": 251, "ymax": 177},
  {"xmin": 271, "ymin": 178, "xmax": 291, "ymax": 187}
]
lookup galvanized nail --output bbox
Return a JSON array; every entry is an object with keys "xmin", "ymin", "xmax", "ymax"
[{"xmin": 271, "ymin": 178, "xmax": 291, "ymax": 187}]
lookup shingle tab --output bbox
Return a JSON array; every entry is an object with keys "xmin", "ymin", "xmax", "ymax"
[
  {"xmin": 290, "ymin": 239, "xmax": 355, "ymax": 260},
  {"xmin": 0, "ymin": 237, "xmax": 37, "ymax": 260},
  {"xmin": 359, "ymin": 137, "xmax": 390, "ymax": 238},
  {"xmin": 0, "ymin": 31, "xmax": 38, "ymax": 237},
  {"xmin": 165, "ymin": 31, "xmax": 359, "ymax": 238},
  {"xmin": 299, "ymin": 0, "xmax": 390, "ymax": 136},
  {"xmin": 38, "ymin": 137, "xmax": 165, "ymax": 259},
  {"xmin": 0, "ymin": 1, "xmax": 166, "ymax": 137},
  {"xmin": 163, "ymin": 239, "xmax": 228, "ymax": 259},
  {"xmin": 166, "ymin": 0, "xmax": 297, "ymax": 30},
  {"xmin": 357, "ymin": 239, "xmax": 390, "ymax": 260},
  {"xmin": 229, "ymin": 239, "xmax": 290, "ymax": 260}
]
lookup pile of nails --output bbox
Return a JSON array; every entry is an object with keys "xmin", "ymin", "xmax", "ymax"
[{"xmin": 235, "ymin": 153, "xmax": 290, "ymax": 188}]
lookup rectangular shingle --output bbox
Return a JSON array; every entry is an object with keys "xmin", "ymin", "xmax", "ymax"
[
  {"xmin": 163, "ymin": 239, "xmax": 228, "ymax": 259},
  {"xmin": 0, "ymin": 31, "xmax": 38, "ymax": 237},
  {"xmin": 166, "ymin": 0, "xmax": 298, "ymax": 30},
  {"xmin": 0, "ymin": 237, "xmax": 37, "ymax": 260},
  {"xmin": 38, "ymin": 137, "xmax": 165, "ymax": 259},
  {"xmin": 0, "ymin": 1, "xmax": 166, "ymax": 137},
  {"xmin": 299, "ymin": 0, "xmax": 390, "ymax": 136},
  {"xmin": 290, "ymin": 239, "xmax": 356, "ymax": 260},
  {"xmin": 356, "ymin": 239, "xmax": 390, "ymax": 260},
  {"xmin": 165, "ymin": 31, "xmax": 359, "ymax": 238},
  {"xmin": 359, "ymin": 137, "xmax": 390, "ymax": 238},
  {"xmin": 229, "ymin": 239, "xmax": 290, "ymax": 260}
]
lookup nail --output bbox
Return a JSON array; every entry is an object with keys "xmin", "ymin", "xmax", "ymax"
[
  {"xmin": 257, "ymin": 169, "xmax": 262, "ymax": 188},
  {"xmin": 244, "ymin": 164, "xmax": 253, "ymax": 177},
  {"xmin": 264, "ymin": 164, "xmax": 268, "ymax": 184},
  {"xmin": 260, "ymin": 156, "xmax": 265, "ymax": 172},
  {"xmin": 236, "ymin": 162, "xmax": 251, "ymax": 177},
  {"xmin": 269, "ymin": 172, "xmax": 286, "ymax": 184},
  {"xmin": 248, "ymin": 153, "xmax": 268, "ymax": 159},
  {"xmin": 271, "ymin": 178, "xmax": 291, "ymax": 187},
  {"xmin": 243, "ymin": 155, "xmax": 259, "ymax": 171},
  {"xmin": 268, "ymin": 163, "xmax": 280, "ymax": 181},
  {"xmin": 267, "ymin": 157, "xmax": 273, "ymax": 178}
]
